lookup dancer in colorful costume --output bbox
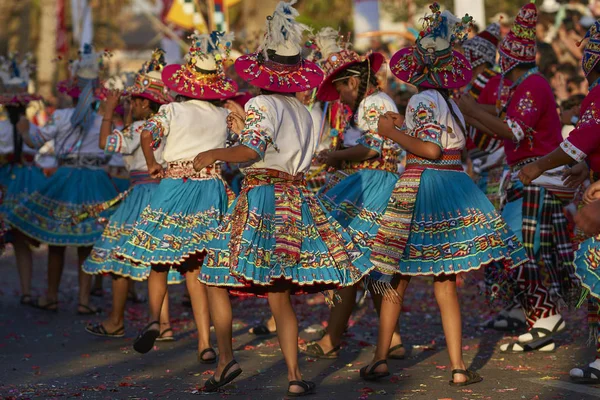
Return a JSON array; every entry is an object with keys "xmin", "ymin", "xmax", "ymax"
[
  {"xmin": 83, "ymin": 49, "xmax": 182, "ymax": 339},
  {"xmin": 302, "ymin": 31, "xmax": 406, "ymax": 360},
  {"xmin": 0, "ymin": 53, "xmax": 45, "ymax": 305},
  {"xmin": 518, "ymin": 18, "xmax": 600, "ymax": 383},
  {"xmin": 367, "ymin": 5, "xmax": 526, "ymax": 385},
  {"xmin": 11, "ymin": 45, "xmax": 116, "ymax": 315},
  {"xmin": 196, "ymin": 1, "xmax": 372, "ymax": 395},
  {"xmin": 116, "ymin": 32, "xmax": 237, "ymax": 363},
  {"xmin": 460, "ymin": 2, "xmax": 580, "ymax": 353}
]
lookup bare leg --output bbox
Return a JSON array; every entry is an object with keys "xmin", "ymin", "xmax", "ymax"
[
  {"xmin": 38, "ymin": 245, "xmax": 66, "ymax": 308},
  {"xmin": 13, "ymin": 230, "xmax": 33, "ymax": 297},
  {"xmin": 77, "ymin": 246, "xmax": 99, "ymax": 312},
  {"xmin": 313, "ymin": 285, "xmax": 357, "ymax": 352},
  {"xmin": 433, "ymin": 275, "xmax": 467, "ymax": 383},
  {"xmin": 159, "ymin": 290, "xmax": 173, "ymax": 338},
  {"xmin": 97, "ymin": 276, "xmax": 128, "ymax": 331},
  {"xmin": 185, "ymin": 267, "xmax": 213, "ymax": 359},
  {"xmin": 369, "ymin": 276, "xmax": 411, "ymax": 374},
  {"xmin": 147, "ymin": 268, "xmax": 168, "ymax": 324},
  {"xmin": 268, "ymin": 288, "xmax": 305, "ymax": 394},
  {"xmin": 207, "ymin": 286, "xmax": 240, "ymax": 380},
  {"xmin": 371, "ymin": 290, "xmax": 405, "ymax": 358}
]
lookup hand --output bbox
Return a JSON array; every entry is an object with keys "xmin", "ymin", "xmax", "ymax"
[
  {"xmin": 105, "ymin": 89, "xmax": 121, "ymax": 112},
  {"xmin": 575, "ymin": 200, "xmax": 600, "ymax": 237},
  {"xmin": 316, "ymin": 149, "xmax": 341, "ymax": 169},
  {"xmin": 227, "ymin": 112, "xmax": 245, "ymax": 135},
  {"xmin": 458, "ymin": 93, "xmax": 477, "ymax": 116},
  {"xmin": 518, "ymin": 162, "xmax": 543, "ymax": 185},
  {"xmin": 147, "ymin": 162, "xmax": 164, "ymax": 179},
  {"xmin": 193, "ymin": 150, "xmax": 217, "ymax": 171},
  {"xmin": 583, "ymin": 180, "xmax": 600, "ymax": 204},
  {"xmin": 377, "ymin": 112, "xmax": 402, "ymax": 138},
  {"xmin": 562, "ymin": 162, "xmax": 589, "ymax": 189},
  {"xmin": 223, "ymin": 100, "xmax": 245, "ymax": 116},
  {"xmin": 16, "ymin": 115, "xmax": 29, "ymax": 134}
]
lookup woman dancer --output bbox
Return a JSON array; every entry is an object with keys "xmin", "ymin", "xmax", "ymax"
[
  {"xmin": 116, "ymin": 33, "xmax": 237, "ymax": 363},
  {"xmin": 196, "ymin": 1, "xmax": 372, "ymax": 396},
  {"xmin": 366, "ymin": 5, "xmax": 527, "ymax": 386}
]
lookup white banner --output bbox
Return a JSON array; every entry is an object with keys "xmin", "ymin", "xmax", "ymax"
[
  {"xmin": 353, "ymin": 0, "xmax": 380, "ymax": 35},
  {"xmin": 71, "ymin": 0, "xmax": 93, "ymax": 49}
]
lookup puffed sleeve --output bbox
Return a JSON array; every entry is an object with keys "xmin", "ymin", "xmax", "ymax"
[
  {"xmin": 105, "ymin": 121, "xmax": 143, "ymax": 155},
  {"xmin": 28, "ymin": 109, "xmax": 70, "ymax": 148},
  {"xmin": 354, "ymin": 96, "xmax": 392, "ymax": 155},
  {"xmin": 239, "ymin": 96, "xmax": 278, "ymax": 160},
  {"xmin": 560, "ymin": 101, "xmax": 600, "ymax": 163},
  {"xmin": 405, "ymin": 93, "xmax": 443, "ymax": 149},
  {"xmin": 143, "ymin": 103, "xmax": 173, "ymax": 150}
]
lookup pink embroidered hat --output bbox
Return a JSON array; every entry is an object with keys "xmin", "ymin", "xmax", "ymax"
[
  {"xmin": 580, "ymin": 19, "xmax": 600, "ymax": 76},
  {"xmin": 162, "ymin": 31, "xmax": 238, "ymax": 100},
  {"xmin": 126, "ymin": 49, "xmax": 173, "ymax": 104},
  {"xmin": 498, "ymin": 2, "xmax": 537, "ymax": 74},
  {"xmin": 462, "ymin": 23, "xmax": 500, "ymax": 68},
  {"xmin": 389, "ymin": 3, "xmax": 473, "ymax": 89},
  {"xmin": 234, "ymin": 0, "xmax": 323, "ymax": 93}
]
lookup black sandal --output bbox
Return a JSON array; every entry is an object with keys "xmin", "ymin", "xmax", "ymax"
[
  {"xmin": 156, "ymin": 328, "xmax": 175, "ymax": 342},
  {"xmin": 287, "ymin": 380, "xmax": 316, "ymax": 397},
  {"xmin": 388, "ymin": 344, "xmax": 406, "ymax": 360},
  {"xmin": 571, "ymin": 366, "xmax": 600, "ymax": 384},
  {"xmin": 360, "ymin": 360, "xmax": 390, "ymax": 381},
  {"xmin": 303, "ymin": 342, "xmax": 340, "ymax": 359},
  {"xmin": 501, "ymin": 337, "xmax": 555, "ymax": 353},
  {"xmin": 249, "ymin": 323, "xmax": 276, "ymax": 336},
  {"xmin": 133, "ymin": 321, "xmax": 160, "ymax": 354},
  {"xmin": 77, "ymin": 304, "xmax": 103, "ymax": 316},
  {"xmin": 449, "ymin": 369, "xmax": 483, "ymax": 387},
  {"xmin": 31, "ymin": 298, "xmax": 58, "ymax": 313},
  {"xmin": 85, "ymin": 323, "xmax": 125, "ymax": 338},
  {"xmin": 20, "ymin": 294, "xmax": 34, "ymax": 306},
  {"xmin": 519, "ymin": 318, "xmax": 565, "ymax": 342},
  {"xmin": 198, "ymin": 348, "xmax": 217, "ymax": 364},
  {"xmin": 203, "ymin": 359, "xmax": 242, "ymax": 392}
]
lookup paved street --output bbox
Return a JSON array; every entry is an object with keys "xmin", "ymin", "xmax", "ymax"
[{"xmin": 0, "ymin": 246, "xmax": 599, "ymax": 399}]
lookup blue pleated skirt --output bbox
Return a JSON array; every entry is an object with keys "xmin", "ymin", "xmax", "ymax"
[
  {"xmin": 320, "ymin": 169, "xmax": 399, "ymax": 263},
  {"xmin": 83, "ymin": 182, "xmax": 184, "ymax": 283},
  {"xmin": 115, "ymin": 177, "xmax": 231, "ymax": 266},
  {"xmin": 7, "ymin": 167, "xmax": 118, "ymax": 246},
  {"xmin": 0, "ymin": 164, "xmax": 47, "ymax": 217}
]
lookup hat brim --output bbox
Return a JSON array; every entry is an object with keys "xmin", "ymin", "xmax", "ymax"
[
  {"xmin": 390, "ymin": 48, "xmax": 472, "ymax": 89},
  {"xmin": 128, "ymin": 91, "xmax": 173, "ymax": 105},
  {"xmin": 162, "ymin": 64, "xmax": 238, "ymax": 100},
  {"xmin": 316, "ymin": 52, "xmax": 385, "ymax": 102},
  {"xmin": 235, "ymin": 54, "xmax": 324, "ymax": 94}
]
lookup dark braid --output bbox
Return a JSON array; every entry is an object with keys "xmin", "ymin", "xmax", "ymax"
[
  {"xmin": 435, "ymin": 88, "xmax": 467, "ymax": 137},
  {"xmin": 334, "ymin": 60, "xmax": 379, "ymax": 127}
]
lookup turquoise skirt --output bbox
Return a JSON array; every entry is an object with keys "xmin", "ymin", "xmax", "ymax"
[
  {"xmin": 83, "ymin": 182, "xmax": 184, "ymax": 283},
  {"xmin": 0, "ymin": 164, "xmax": 47, "ymax": 217},
  {"xmin": 115, "ymin": 177, "xmax": 231, "ymax": 266},
  {"xmin": 7, "ymin": 167, "xmax": 118, "ymax": 246},
  {"xmin": 199, "ymin": 170, "xmax": 372, "ymax": 296},
  {"xmin": 111, "ymin": 177, "xmax": 131, "ymax": 193},
  {"xmin": 574, "ymin": 236, "xmax": 600, "ymax": 301},
  {"xmin": 320, "ymin": 169, "xmax": 399, "ymax": 263}
]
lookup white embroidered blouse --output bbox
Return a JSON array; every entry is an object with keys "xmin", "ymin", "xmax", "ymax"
[{"xmin": 104, "ymin": 120, "xmax": 166, "ymax": 172}]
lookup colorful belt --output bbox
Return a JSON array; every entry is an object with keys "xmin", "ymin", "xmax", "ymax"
[
  {"xmin": 58, "ymin": 155, "xmax": 109, "ymax": 168},
  {"xmin": 405, "ymin": 149, "xmax": 463, "ymax": 171},
  {"xmin": 130, "ymin": 171, "xmax": 160, "ymax": 186},
  {"xmin": 165, "ymin": 160, "xmax": 222, "ymax": 180}
]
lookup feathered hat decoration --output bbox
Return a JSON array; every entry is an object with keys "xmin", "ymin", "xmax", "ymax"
[
  {"xmin": 261, "ymin": 0, "xmax": 308, "ymax": 59},
  {"xmin": 306, "ymin": 27, "xmax": 348, "ymax": 64},
  {"xmin": 0, "ymin": 52, "xmax": 35, "ymax": 89},
  {"xmin": 125, "ymin": 48, "xmax": 173, "ymax": 105}
]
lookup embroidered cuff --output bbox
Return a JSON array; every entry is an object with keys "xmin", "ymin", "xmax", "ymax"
[
  {"xmin": 560, "ymin": 138, "xmax": 587, "ymax": 163},
  {"xmin": 505, "ymin": 117, "xmax": 525, "ymax": 142},
  {"xmin": 29, "ymin": 126, "xmax": 47, "ymax": 149},
  {"xmin": 414, "ymin": 124, "xmax": 443, "ymax": 148},
  {"xmin": 240, "ymin": 129, "xmax": 278, "ymax": 160},
  {"xmin": 104, "ymin": 131, "xmax": 123, "ymax": 154},
  {"xmin": 144, "ymin": 120, "xmax": 165, "ymax": 150},
  {"xmin": 357, "ymin": 132, "xmax": 383, "ymax": 154}
]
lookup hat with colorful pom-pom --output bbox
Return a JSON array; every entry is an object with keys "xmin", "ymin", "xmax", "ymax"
[
  {"xmin": 498, "ymin": 2, "xmax": 537, "ymax": 74},
  {"xmin": 162, "ymin": 31, "xmax": 238, "ymax": 100},
  {"xmin": 389, "ymin": 3, "xmax": 473, "ymax": 89},
  {"xmin": 234, "ymin": 0, "xmax": 323, "ymax": 93}
]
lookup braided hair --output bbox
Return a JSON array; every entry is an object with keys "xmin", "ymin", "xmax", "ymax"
[
  {"xmin": 333, "ymin": 60, "xmax": 379, "ymax": 127},
  {"xmin": 435, "ymin": 88, "xmax": 467, "ymax": 137}
]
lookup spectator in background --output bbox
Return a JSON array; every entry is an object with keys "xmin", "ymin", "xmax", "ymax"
[
  {"xmin": 559, "ymin": 94, "xmax": 585, "ymax": 140},
  {"xmin": 568, "ymin": 75, "xmax": 588, "ymax": 96},
  {"xmin": 537, "ymin": 41, "xmax": 560, "ymax": 79}
]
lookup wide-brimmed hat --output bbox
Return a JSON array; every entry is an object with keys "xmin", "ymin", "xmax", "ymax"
[
  {"xmin": 462, "ymin": 23, "xmax": 500, "ymax": 68},
  {"xmin": 390, "ymin": 4, "xmax": 473, "ymax": 89},
  {"xmin": 498, "ymin": 3, "xmax": 537, "ymax": 74},
  {"xmin": 234, "ymin": 0, "xmax": 323, "ymax": 93},
  {"xmin": 0, "ymin": 53, "xmax": 41, "ymax": 106},
  {"xmin": 163, "ymin": 31, "xmax": 238, "ymax": 100},
  {"xmin": 125, "ymin": 49, "xmax": 173, "ymax": 104}
]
